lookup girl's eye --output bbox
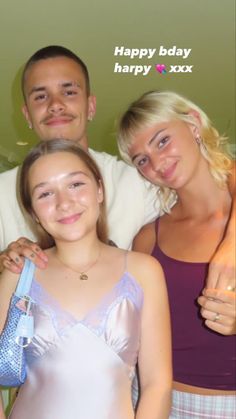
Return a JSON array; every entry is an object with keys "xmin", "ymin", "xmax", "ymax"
[
  {"xmin": 158, "ymin": 136, "xmax": 169, "ymax": 149},
  {"xmin": 69, "ymin": 182, "xmax": 85, "ymax": 189},
  {"xmin": 38, "ymin": 191, "xmax": 52, "ymax": 199}
]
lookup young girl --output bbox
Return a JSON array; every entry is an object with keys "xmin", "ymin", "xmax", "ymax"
[
  {"xmin": 0, "ymin": 139, "xmax": 171, "ymax": 419},
  {"xmin": 118, "ymin": 91, "xmax": 236, "ymax": 418}
]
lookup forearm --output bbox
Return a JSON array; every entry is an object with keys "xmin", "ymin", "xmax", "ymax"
[
  {"xmin": 0, "ymin": 252, "xmax": 5, "ymax": 274},
  {"xmin": 0, "ymin": 392, "xmax": 6, "ymax": 419},
  {"xmin": 206, "ymin": 192, "xmax": 235, "ymax": 289},
  {"xmin": 135, "ymin": 385, "xmax": 171, "ymax": 419},
  {"xmin": 225, "ymin": 195, "xmax": 235, "ymax": 238},
  {"xmin": 225, "ymin": 161, "xmax": 236, "ymax": 237}
]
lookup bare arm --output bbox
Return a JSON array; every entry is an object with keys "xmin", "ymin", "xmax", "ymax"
[
  {"xmin": 0, "ymin": 268, "xmax": 21, "ymax": 333},
  {"xmin": 0, "ymin": 270, "xmax": 26, "ymax": 415},
  {"xmin": 132, "ymin": 222, "xmax": 156, "ymax": 254},
  {"xmin": 0, "ymin": 393, "xmax": 6, "ymax": 419},
  {"xmin": 0, "ymin": 270, "xmax": 19, "ymax": 418},
  {"xmin": 0, "ymin": 238, "xmax": 48, "ymax": 274},
  {"xmin": 206, "ymin": 162, "xmax": 235, "ymax": 290},
  {"xmin": 198, "ymin": 164, "xmax": 236, "ymax": 334},
  {"xmin": 132, "ymin": 253, "xmax": 172, "ymax": 419}
]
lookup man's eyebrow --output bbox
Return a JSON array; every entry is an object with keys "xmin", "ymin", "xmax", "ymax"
[
  {"xmin": 61, "ymin": 81, "xmax": 81, "ymax": 88},
  {"xmin": 28, "ymin": 86, "xmax": 46, "ymax": 97},
  {"xmin": 131, "ymin": 129, "xmax": 166, "ymax": 162},
  {"xmin": 28, "ymin": 81, "xmax": 81, "ymax": 97}
]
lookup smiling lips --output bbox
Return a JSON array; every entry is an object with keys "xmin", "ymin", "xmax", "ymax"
[
  {"xmin": 58, "ymin": 213, "xmax": 82, "ymax": 224},
  {"xmin": 160, "ymin": 161, "xmax": 178, "ymax": 181}
]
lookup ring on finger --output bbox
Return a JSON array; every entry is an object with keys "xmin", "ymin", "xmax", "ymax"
[
  {"xmin": 226, "ymin": 285, "xmax": 236, "ymax": 292},
  {"xmin": 213, "ymin": 312, "xmax": 220, "ymax": 322}
]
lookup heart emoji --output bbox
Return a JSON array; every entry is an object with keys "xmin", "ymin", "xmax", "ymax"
[{"xmin": 155, "ymin": 64, "xmax": 167, "ymax": 74}]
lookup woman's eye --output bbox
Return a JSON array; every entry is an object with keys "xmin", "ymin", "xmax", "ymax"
[
  {"xmin": 136, "ymin": 157, "xmax": 148, "ymax": 167},
  {"xmin": 158, "ymin": 136, "xmax": 169, "ymax": 148}
]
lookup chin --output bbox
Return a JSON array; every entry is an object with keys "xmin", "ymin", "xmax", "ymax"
[{"xmin": 43, "ymin": 129, "xmax": 73, "ymax": 141}]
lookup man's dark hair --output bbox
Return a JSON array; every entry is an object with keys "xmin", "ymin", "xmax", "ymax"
[{"xmin": 21, "ymin": 45, "xmax": 90, "ymax": 98}]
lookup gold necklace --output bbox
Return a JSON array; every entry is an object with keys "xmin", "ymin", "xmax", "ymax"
[{"xmin": 56, "ymin": 247, "xmax": 101, "ymax": 280}]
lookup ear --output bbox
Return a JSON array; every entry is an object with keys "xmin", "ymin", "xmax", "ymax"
[
  {"xmin": 22, "ymin": 104, "xmax": 33, "ymax": 129},
  {"xmin": 87, "ymin": 95, "xmax": 96, "ymax": 121},
  {"xmin": 97, "ymin": 181, "xmax": 104, "ymax": 204},
  {"xmin": 187, "ymin": 109, "xmax": 202, "ymax": 137}
]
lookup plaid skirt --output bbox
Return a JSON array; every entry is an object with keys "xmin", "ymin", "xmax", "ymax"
[{"xmin": 170, "ymin": 389, "xmax": 236, "ymax": 419}]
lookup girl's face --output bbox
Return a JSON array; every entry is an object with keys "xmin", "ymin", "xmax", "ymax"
[
  {"xmin": 29, "ymin": 151, "xmax": 103, "ymax": 243},
  {"xmin": 128, "ymin": 119, "xmax": 206, "ymax": 190}
]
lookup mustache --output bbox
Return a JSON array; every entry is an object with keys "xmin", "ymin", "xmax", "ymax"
[{"xmin": 41, "ymin": 114, "xmax": 76, "ymax": 124}]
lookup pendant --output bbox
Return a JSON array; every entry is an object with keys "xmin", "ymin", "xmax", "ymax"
[{"xmin": 80, "ymin": 272, "xmax": 88, "ymax": 280}]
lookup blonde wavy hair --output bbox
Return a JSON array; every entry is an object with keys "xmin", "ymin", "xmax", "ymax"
[{"xmin": 117, "ymin": 90, "xmax": 232, "ymax": 212}]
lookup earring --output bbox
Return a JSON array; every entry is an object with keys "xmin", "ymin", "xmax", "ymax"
[
  {"xmin": 28, "ymin": 123, "xmax": 32, "ymax": 129},
  {"xmin": 88, "ymin": 114, "xmax": 93, "ymax": 121},
  {"xmin": 195, "ymin": 135, "xmax": 202, "ymax": 144}
]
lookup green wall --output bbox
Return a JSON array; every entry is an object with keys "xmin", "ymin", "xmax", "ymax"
[{"xmin": 0, "ymin": 0, "xmax": 235, "ymax": 171}]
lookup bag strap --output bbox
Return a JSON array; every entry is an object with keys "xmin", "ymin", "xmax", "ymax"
[{"xmin": 15, "ymin": 258, "xmax": 35, "ymax": 298}]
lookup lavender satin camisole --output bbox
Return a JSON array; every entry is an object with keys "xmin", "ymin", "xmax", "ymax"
[{"xmin": 9, "ymin": 261, "xmax": 143, "ymax": 419}]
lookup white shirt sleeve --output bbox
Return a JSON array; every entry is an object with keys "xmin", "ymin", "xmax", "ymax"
[
  {"xmin": 0, "ymin": 167, "xmax": 37, "ymax": 251},
  {"xmin": 90, "ymin": 149, "xmax": 161, "ymax": 249}
]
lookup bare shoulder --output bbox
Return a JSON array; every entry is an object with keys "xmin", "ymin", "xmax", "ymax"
[
  {"xmin": 132, "ymin": 221, "xmax": 156, "ymax": 254},
  {"xmin": 126, "ymin": 250, "xmax": 165, "ymax": 291}
]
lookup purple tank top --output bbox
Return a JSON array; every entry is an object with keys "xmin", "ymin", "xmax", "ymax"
[{"xmin": 151, "ymin": 218, "xmax": 236, "ymax": 390}]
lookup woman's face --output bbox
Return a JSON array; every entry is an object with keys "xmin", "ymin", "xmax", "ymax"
[
  {"xmin": 128, "ymin": 119, "xmax": 205, "ymax": 190},
  {"xmin": 29, "ymin": 151, "xmax": 103, "ymax": 243}
]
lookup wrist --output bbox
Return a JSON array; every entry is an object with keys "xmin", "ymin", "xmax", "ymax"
[{"xmin": 0, "ymin": 251, "xmax": 6, "ymax": 274}]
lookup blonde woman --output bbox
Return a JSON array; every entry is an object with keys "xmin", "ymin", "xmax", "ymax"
[{"xmin": 118, "ymin": 91, "xmax": 236, "ymax": 418}]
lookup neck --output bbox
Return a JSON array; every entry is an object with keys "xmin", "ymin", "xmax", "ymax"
[
  {"xmin": 174, "ymin": 164, "xmax": 231, "ymax": 218},
  {"xmin": 53, "ymin": 232, "xmax": 102, "ymax": 268},
  {"xmin": 76, "ymin": 136, "xmax": 89, "ymax": 152}
]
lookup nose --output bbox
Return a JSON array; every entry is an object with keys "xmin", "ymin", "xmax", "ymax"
[
  {"xmin": 48, "ymin": 94, "xmax": 65, "ymax": 114},
  {"xmin": 56, "ymin": 190, "xmax": 72, "ymax": 212},
  {"xmin": 150, "ymin": 154, "xmax": 162, "ymax": 172}
]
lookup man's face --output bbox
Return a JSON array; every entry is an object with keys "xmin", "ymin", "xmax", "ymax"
[{"xmin": 22, "ymin": 56, "xmax": 96, "ymax": 150}]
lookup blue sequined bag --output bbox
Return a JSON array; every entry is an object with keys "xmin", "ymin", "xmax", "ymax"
[{"xmin": 0, "ymin": 258, "xmax": 35, "ymax": 387}]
